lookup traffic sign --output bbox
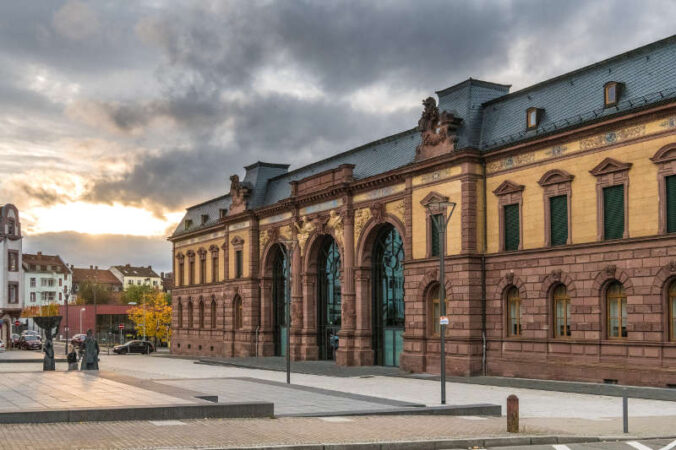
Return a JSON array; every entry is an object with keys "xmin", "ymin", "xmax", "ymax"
[
  {"xmin": 439, "ymin": 316, "xmax": 449, "ymax": 325},
  {"xmin": 118, "ymin": 324, "xmax": 124, "ymax": 329},
  {"xmin": 14, "ymin": 320, "xmax": 20, "ymax": 327}
]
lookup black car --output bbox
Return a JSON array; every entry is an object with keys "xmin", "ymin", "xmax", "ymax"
[{"xmin": 113, "ymin": 340, "xmax": 155, "ymax": 354}]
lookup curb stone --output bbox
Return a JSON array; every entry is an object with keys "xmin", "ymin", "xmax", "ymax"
[{"xmin": 220, "ymin": 434, "xmax": 676, "ymax": 450}]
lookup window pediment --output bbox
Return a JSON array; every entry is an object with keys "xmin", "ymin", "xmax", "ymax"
[
  {"xmin": 589, "ymin": 157, "xmax": 632, "ymax": 177},
  {"xmin": 651, "ymin": 143, "xmax": 676, "ymax": 164},
  {"xmin": 538, "ymin": 169, "xmax": 575, "ymax": 187},
  {"xmin": 209, "ymin": 244, "xmax": 220, "ymax": 253},
  {"xmin": 231, "ymin": 236, "xmax": 245, "ymax": 250},
  {"xmin": 420, "ymin": 191, "xmax": 450, "ymax": 207},
  {"xmin": 493, "ymin": 180, "xmax": 525, "ymax": 196}
]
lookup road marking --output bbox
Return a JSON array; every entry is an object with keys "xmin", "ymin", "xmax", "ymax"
[
  {"xmin": 552, "ymin": 445, "xmax": 571, "ymax": 450},
  {"xmin": 627, "ymin": 442, "xmax": 653, "ymax": 450},
  {"xmin": 317, "ymin": 417, "xmax": 353, "ymax": 422},
  {"xmin": 459, "ymin": 416, "xmax": 488, "ymax": 421},
  {"xmin": 659, "ymin": 440, "xmax": 676, "ymax": 450},
  {"xmin": 149, "ymin": 420, "xmax": 186, "ymax": 426}
]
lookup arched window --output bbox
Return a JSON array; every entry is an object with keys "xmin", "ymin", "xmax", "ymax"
[
  {"xmin": 187, "ymin": 300, "xmax": 194, "ymax": 329},
  {"xmin": 234, "ymin": 296, "xmax": 243, "ymax": 330},
  {"xmin": 669, "ymin": 280, "xmax": 676, "ymax": 341},
  {"xmin": 553, "ymin": 285, "xmax": 571, "ymax": 337},
  {"xmin": 178, "ymin": 300, "xmax": 183, "ymax": 328},
  {"xmin": 210, "ymin": 297, "xmax": 217, "ymax": 329},
  {"xmin": 428, "ymin": 284, "xmax": 441, "ymax": 336},
  {"xmin": 507, "ymin": 287, "xmax": 521, "ymax": 337},
  {"xmin": 606, "ymin": 281, "xmax": 627, "ymax": 338},
  {"xmin": 317, "ymin": 237, "xmax": 341, "ymax": 360},
  {"xmin": 199, "ymin": 299, "xmax": 205, "ymax": 329}
]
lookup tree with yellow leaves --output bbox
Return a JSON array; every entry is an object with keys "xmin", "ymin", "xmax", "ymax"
[{"xmin": 127, "ymin": 291, "xmax": 172, "ymax": 345}]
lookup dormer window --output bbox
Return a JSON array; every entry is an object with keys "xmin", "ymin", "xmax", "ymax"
[
  {"xmin": 185, "ymin": 219, "xmax": 193, "ymax": 231},
  {"xmin": 526, "ymin": 107, "xmax": 543, "ymax": 130},
  {"xmin": 604, "ymin": 82, "xmax": 623, "ymax": 108},
  {"xmin": 219, "ymin": 209, "xmax": 227, "ymax": 219},
  {"xmin": 201, "ymin": 214, "xmax": 209, "ymax": 225}
]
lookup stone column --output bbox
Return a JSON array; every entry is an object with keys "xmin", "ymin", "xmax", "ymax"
[
  {"xmin": 337, "ymin": 209, "xmax": 356, "ymax": 366},
  {"xmin": 290, "ymin": 226, "xmax": 304, "ymax": 360}
]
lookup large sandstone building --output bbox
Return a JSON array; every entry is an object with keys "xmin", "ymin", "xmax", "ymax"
[{"xmin": 170, "ymin": 36, "xmax": 676, "ymax": 386}]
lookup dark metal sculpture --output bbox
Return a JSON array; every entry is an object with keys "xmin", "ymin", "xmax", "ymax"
[
  {"xmin": 81, "ymin": 329, "xmax": 99, "ymax": 371},
  {"xmin": 33, "ymin": 316, "xmax": 61, "ymax": 372}
]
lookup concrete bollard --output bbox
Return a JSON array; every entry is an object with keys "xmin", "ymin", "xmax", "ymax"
[{"xmin": 507, "ymin": 394, "xmax": 519, "ymax": 433}]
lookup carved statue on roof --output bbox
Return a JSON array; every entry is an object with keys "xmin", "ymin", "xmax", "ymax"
[
  {"xmin": 415, "ymin": 97, "xmax": 462, "ymax": 161},
  {"xmin": 229, "ymin": 174, "xmax": 251, "ymax": 215},
  {"xmin": 417, "ymin": 97, "xmax": 440, "ymax": 132}
]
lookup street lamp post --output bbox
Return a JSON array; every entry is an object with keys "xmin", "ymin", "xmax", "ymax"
[
  {"xmin": 278, "ymin": 238, "xmax": 296, "ymax": 385},
  {"xmin": 425, "ymin": 199, "xmax": 456, "ymax": 405},
  {"xmin": 64, "ymin": 291, "xmax": 70, "ymax": 355}
]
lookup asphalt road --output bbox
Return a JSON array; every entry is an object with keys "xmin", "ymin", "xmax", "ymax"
[{"xmin": 484, "ymin": 438, "xmax": 676, "ymax": 450}]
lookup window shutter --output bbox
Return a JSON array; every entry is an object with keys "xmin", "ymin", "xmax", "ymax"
[
  {"xmin": 431, "ymin": 214, "xmax": 441, "ymax": 257},
  {"xmin": 603, "ymin": 185, "xmax": 624, "ymax": 240},
  {"xmin": 504, "ymin": 204, "xmax": 520, "ymax": 251},
  {"xmin": 550, "ymin": 195, "xmax": 568, "ymax": 246},
  {"xmin": 667, "ymin": 175, "xmax": 676, "ymax": 233}
]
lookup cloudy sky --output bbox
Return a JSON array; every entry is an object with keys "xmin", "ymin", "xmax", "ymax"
[{"xmin": 1, "ymin": 0, "xmax": 674, "ymax": 273}]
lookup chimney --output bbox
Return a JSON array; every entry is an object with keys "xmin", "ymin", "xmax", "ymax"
[
  {"xmin": 161, "ymin": 272, "xmax": 164, "ymax": 278},
  {"xmin": 95, "ymin": 266, "xmax": 98, "ymax": 270},
  {"xmin": 126, "ymin": 263, "xmax": 130, "ymax": 267},
  {"xmin": 90, "ymin": 265, "xmax": 93, "ymax": 269},
  {"xmin": 37, "ymin": 251, "xmax": 42, "ymax": 256},
  {"xmin": 148, "ymin": 265, "xmax": 151, "ymax": 269}
]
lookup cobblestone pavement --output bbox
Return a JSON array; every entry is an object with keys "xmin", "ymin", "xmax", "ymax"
[{"xmin": 0, "ymin": 415, "xmax": 673, "ymax": 449}]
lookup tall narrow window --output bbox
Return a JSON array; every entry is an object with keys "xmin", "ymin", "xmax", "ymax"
[
  {"xmin": 606, "ymin": 282, "xmax": 627, "ymax": 338},
  {"xmin": 507, "ymin": 287, "xmax": 521, "ymax": 337},
  {"xmin": 178, "ymin": 261, "xmax": 185, "ymax": 286},
  {"xmin": 212, "ymin": 254, "xmax": 219, "ymax": 282},
  {"xmin": 211, "ymin": 298, "xmax": 217, "ymax": 329},
  {"xmin": 669, "ymin": 281, "xmax": 676, "ymax": 341},
  {"xmin": 199, "ymin": 300, "xmax": 205, "ymax": 329},
  {"xmin": 188, "ymin": 301, "xmax": 194, "ymax": 329},
  {"xmin": 550, "ymin": 195, "xmax": 568, "ymax": 247},
  {"xmin": 8, "ymin": 251, "xmax": 18, "ymax": 272},
  {"xmin": 234, "ymin": 296, "xmax": 243, "ymax": 330},
  {"xmin": 200, "ymin": 258, "xmax": 206, "ymax": 284},
  {"xmin": 428, "ymin": 284, "xmax": 441, "ymax": 336},
  {"xmin": 603, "ymin": 185, "xmax": 624, "ymax": 240},
  {"xmin": 8, "ymin": 283, "xmax": 18, "ymax": 304},
  {"xmin": 430, "ymin": 214, "xmax": 442, "ymax": 257},
  {"xmin": 667, "ymin": 175, "xmax": 676, "ymax": 233},
  {"xmin": 504, "ymin": 204, "xmax": 520, "ymax": 251},
  {"xmin": 235, "ymin": 250, "xmax": 243, "ymax": 278},
  {"xmin": 178, "ymin": 301, "xmax": 183, "ymax": 328},
  {"xmin": 553, "ymin": 285, "xmax": 571, "ymax": 337}
]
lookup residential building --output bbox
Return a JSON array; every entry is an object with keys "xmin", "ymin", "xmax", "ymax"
[
  {"xmin": 109, "ymin": 264, "xmax": 161, "ymax": 290},
  {"xmin": 0, "ymin": 204, "xmax": 22, "ymax": 343},
  {"xmin": 71, "ymin": 266, "xmax": 123, "ymax": 303},
  {"xmin": 22, "ymin": 252, "xmax": 71, "ymax": 306},
  {"xmin": 169, "ymin": 36, "xmax": 676, "ymax": 387}
]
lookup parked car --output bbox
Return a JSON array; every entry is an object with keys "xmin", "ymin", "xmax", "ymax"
[
  {"xmin": 0, "ymin": 339, "xmax": 5, "ymax": 352},
  {"xmin": 18, "ymin": 335, "xmax": 42, "ymax": 350},
  {"xmin": 71, "ymin": 334, "xmax": 86, "ymax": 349},
  {"xmin": 113, "ymin": 340, "xmax": 155, "ymax": 355},
  {"xmin": 10, "ymin": 334, "xmax": 20, "ymax": 348},
  {"xmin": 21, "ymin": 330, "xmax": 39, "ymax": 336}
]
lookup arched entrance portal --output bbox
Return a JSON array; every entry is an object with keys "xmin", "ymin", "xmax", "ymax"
[
  {"xmin": 271, "ymin": 244, "xmax": 288, "ymax": 356},
  {"xmin": 317, "ymin": 236, "xmax": 341, "ymax": 360},
  {"xmin": 372, "ymin": 224, "xmax": 405, "ymax": 366}
]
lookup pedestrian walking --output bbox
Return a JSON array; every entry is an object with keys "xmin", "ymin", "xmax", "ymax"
[{"xmin": 67, "ymin": 344, "xmax": 78, "ymax": 371}]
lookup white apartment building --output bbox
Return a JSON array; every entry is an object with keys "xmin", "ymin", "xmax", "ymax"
[
  {"xmin": 109, "ymin": 264, "xmax": 161, "ymax": 290},
  {"xmin": 22, "ymin": 253, "xmax": 71, "ymax": 307},
  {"xmin": 0, "ymin": 204, "xmax": 23, "ymax": 343}
]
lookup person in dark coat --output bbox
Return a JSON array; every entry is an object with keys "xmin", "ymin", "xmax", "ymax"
[
  {"xmin": 67, "ymin": 344, "xmax": 78, "ymax": 371},
  {"xmin": 80, "ymin": 329, "xmax": 99, "ymax": 371}
]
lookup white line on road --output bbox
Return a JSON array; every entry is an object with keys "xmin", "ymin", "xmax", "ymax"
[
  {"xmin": 627, "ymin": 441, "xmax": 653, "ymax": 450},
  {"xmin": 552, "ymin": 445, "xmax": 571, "ymax": 450},
  {"xmin": 659, "ymin": 439, "xmax": 676, "ymax": 450}
]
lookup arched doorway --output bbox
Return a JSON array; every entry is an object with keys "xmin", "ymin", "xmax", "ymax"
[
  {"xmin": 317, "ymin": 236, "xmax": 341, "ymax": 360},
  {"xmin": 271, "ymin": 244, "xmax": 288, "ymax": 356},
  {"xmin": 372, "ymin": 224, "xmax": 405, "ymax": 366}
]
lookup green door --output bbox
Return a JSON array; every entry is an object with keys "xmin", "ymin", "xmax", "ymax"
[{"xmin": 272, "ymin": 245, "xmax": 288, "ymax": 357}]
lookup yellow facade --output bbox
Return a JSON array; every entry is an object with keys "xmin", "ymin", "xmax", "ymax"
[
  {"xmin": 228, "ymin": 230, "xmax": 250, "ymax": 279},
  {"xmin": 411, "ymin": 179, "xmax": 462, "ymax": 258},
  {"xmin": 174, "ymin": 236, "xmax": 226, "ymax": 286}
]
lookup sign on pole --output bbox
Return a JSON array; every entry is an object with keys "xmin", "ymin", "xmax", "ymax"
[
  {"xmin": 118, "ymin": 324, "xmax": 124, "ymax": 330},
  {"xmin": 439, "ymin": 316, "xmax": 449, "ymax": 325},
  {"xmin": 14, "ymin": 320, "xmax": 20, "ymax": 327}
]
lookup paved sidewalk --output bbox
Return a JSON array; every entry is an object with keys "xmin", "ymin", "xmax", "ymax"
[{"xmin": 0, "ymin": 415, "xmax": 673, "ymax": 449}]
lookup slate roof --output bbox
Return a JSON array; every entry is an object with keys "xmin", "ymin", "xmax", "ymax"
[
  {"xmin": 479, "ymin": 35, "xmax": 676, "ymax": 150},
  {"xmin": 111, "ymin": 264, "xmax": 160, "ymax": 278},
  {"xmin": 171, "ymin": 35, "xmax": 676, "ymax": 239}
]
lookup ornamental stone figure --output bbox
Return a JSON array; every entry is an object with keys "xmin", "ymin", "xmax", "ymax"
[
  {"xmin": 80, "ymin": 329, "xmax": 100, "ymax": 371},
  {"xmin": 42, "ymin": 331, "xmax": 55, "ymax": 371}
]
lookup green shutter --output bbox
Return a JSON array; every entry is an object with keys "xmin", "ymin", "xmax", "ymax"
[
  {"xmin": 603, "ymin": 185, "xmax": 624, "ymax": 240},
  {"xmin": 504, "ymin": 204, "xmax": 520, "ymax": 251},
  {"xmin": 667, "ymin": 175, "xmax": 676, "ymax": 233},
  {"xmin": 431, "ymin": 214, "xmax": 441, "ymax": 257},
  {"xmin": 550, "ymin": 195, "xmax": 568, "ymax": 246}
]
